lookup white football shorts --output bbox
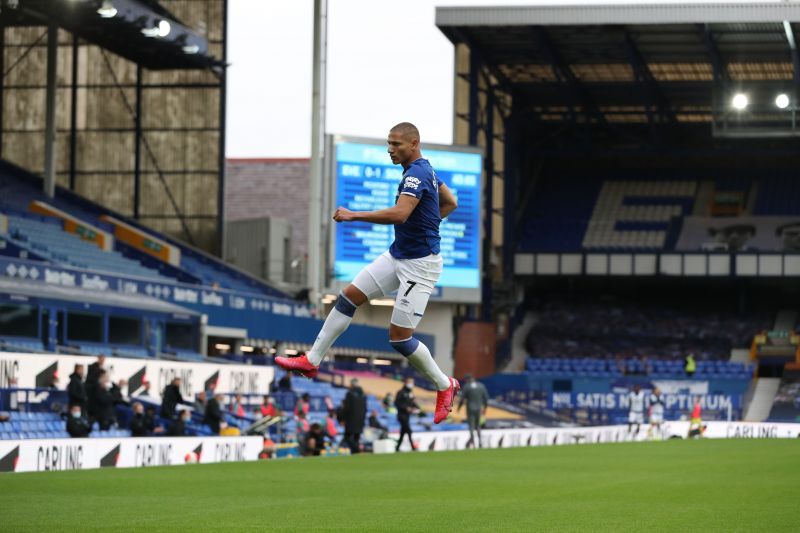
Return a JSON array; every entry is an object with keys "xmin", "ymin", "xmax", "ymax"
[
  {"xmin": 649, "ymin": 412, "xmax": 664, "ymax": 424},
  {"xmin": 352, "ymin": 250, "xmax": 442, "ymax": 329},
  {"xmin": 628, "ymin": 411, "xmax": 644, "ymax": 425}
]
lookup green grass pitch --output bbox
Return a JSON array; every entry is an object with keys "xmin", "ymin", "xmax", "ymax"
[{"xmin": 1, "ymin": 439, "xmax": 797, "ymax": 531}]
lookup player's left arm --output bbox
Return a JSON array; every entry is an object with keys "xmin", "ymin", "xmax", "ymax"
[
  {"xmin": 333, "ymin": 194, "xmax": 418, "ymax": 225},
  {"xmin": 438, "ymin": 182, "xmax": 458, "ymax": 218}
]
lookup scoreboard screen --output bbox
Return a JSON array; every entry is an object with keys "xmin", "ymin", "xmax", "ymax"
[{"xmin": 329, "ymin": 137, "xmax": 482, "ymax": 302}]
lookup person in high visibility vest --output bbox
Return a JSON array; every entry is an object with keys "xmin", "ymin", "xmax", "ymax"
[{"xmin": 684, "ymin": 353, "xmax": 696, "ymax": 377}]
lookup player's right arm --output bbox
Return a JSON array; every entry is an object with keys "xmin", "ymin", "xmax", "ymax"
[{"xmin": 439, "ymin": 182, "xmax": 458, "ymax": 218}]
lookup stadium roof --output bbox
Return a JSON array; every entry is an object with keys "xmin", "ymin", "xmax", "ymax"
[
  {"xmin": 436, "ymin": 2, "xmax": 800, "ymax": 125},
  {"xmin": 0, "ymin": 277, "xmax": 199, "ymax": 316},
  {"xmin": 0, "ymin": 0, "xmax": 220, "ymax": 70}
]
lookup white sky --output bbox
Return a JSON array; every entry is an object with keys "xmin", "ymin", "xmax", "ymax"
[{"xmin": 225, "ymin": 0, "xmax": 780, "ymax": 158}]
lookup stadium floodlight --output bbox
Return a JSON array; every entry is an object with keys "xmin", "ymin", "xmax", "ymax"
[
  {"xmin": 97, "ymin": 0, "xmax": 116, "ymax": 18},
  {"xmin": 731, "ymin": 93, "xmax": 749, "ymax": 111},
  {"xmin": 141, "ymin": 19, "xmax": 171, "ymax": 38},
  {"xmin": 775, "ymin": 93, "xmax": 790, "ymax": 109}
]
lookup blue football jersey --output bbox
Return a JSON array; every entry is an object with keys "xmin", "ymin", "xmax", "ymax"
[{"xmin": 389, "ymin": 158, "xmax": 442, "ymax": 259}]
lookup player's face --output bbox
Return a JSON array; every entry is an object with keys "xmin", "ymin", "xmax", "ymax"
[{"xmin": 387, "ymin": 131, "xmax": 416, "ymax": 165}]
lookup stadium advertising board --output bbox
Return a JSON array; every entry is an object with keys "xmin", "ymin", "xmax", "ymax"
[
  {"xmin": 329, "ymin": 136, "xmax": 483, "ymax": 302},
  {"xmin": 0, "ymin": 436, "xmax": 263, "ymax": 473},
  {"xmin": 396, "ymin": 422, "xmax": 800, "ymax": 453},
  {"xmin": 677, "ymin": 216, "xmax": 800, "ymax": 252},
  {"xmin": 0, "ymin": 352, "xmax": 275, "ymax": 401},
  {"xmin": 548, "ymin": 391, "xmax": 741, "ymax": 412}
]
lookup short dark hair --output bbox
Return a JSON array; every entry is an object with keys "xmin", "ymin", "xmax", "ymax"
[{"xmin": 390, "ymin": 122, "xmax": 420, "ymax": 141}]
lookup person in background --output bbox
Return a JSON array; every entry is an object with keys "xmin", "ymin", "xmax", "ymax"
[
  {"xmin": 325, "ymin": 409, "xmax": 338, "ymax": 442},
  {"xmin": 204, "ymin": 393, "xmax": 224, "ymax": 434},
  {"xmin": 295, "ymin": 393, "xmax": 311, "ymax": 418},
  {"xmin": 230, "ymin": 393, "xmax": 246, "ymax": 417},
  {"xmin": 458, "ymin": 374, "xmax": 488, "ymax": 449},
  {"xmin": 67, "ymin": 364, "xmax": 87, "ymax": 413},
  {"xmin": 144, "ymin": 406, "xmax": 165, "ymax": 435},
  {"xmin": 295, "ymin": 410, "xmax": 310, "ymax": 437},
  {"xmin": 139, "ymin": 380, "xmax": 154, "ymax": 399},
  {"xmin": 194, "ymin": 391, "xmax": 207, "ymax": 414},
  {"xmin": 66, "ymin": 404, "xmax": 91, "ymax": 438},
  {"xmin": 160, "ymin": 377, "xmax": 184, "ymax": 420},
  {"xmin": 368, "ymin": 409, "xmax": 389, "ymax": 440},
  {"xmin": 303, "ymin": 423, "xmax": 326, "ymax": 457},
  {"xmin": 627, "ymin": 384, "xmax": 646, "ymax": 437},
  {"xmin": 648, "ymin": 387, "xmax": 665, "ymax": 441},
  {"xmin": 340, "ymin": 379, "xmax": 367, "ymax": 454},
  {"xmin": 168, "ymin": 409, "xmax": 191, "ymax": 436},
  {"xmin": 684, "ymin": 353, "xmax": 696, "ymax": 378},
  {"xmin": 129, "ymin": 402, "xmax": 148, "ymax": 436},
  {"xmin": 93, "ymin": 370, "xmax": 116, "ymax": 430},
  {"xmin": 688, "ymin": 396, "xmax": 704, "ymax": 438},
  {"xmin": 394, "ymin": 376, "xmax": 420, "ymax": 452},
  {"xmin": 259, "ymin": 394, "xmax": 279, "ymax": 418},
  {"xmin": 110, "ymin": 379, "xmax": 129, "ymax": 406},
  {"xmin": 382, "ymin": 393, "xmax": 397, "ymax": 415},
  {"xmin": 85, "ymin": 356, "xmax": 105, "ymax": 423},
  {"xmin": 277, "ymin": 372, "xmax": 293, "ymax": 392}
]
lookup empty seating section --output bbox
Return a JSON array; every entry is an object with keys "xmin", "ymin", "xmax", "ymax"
[
  {"xmin": 5, "ymin": 214, "xmax": 166, "ymax": 280},
  {"xmin": 0, "ymin": 411, "xmax": 130, "ymax": 440},
  {"xmin": 526, "ymin": 297, "xmax": 771, "ymax": 361},
  {"xmin": 525, "ymin": 357, "xmax": 754, "ymax": 380},
  {"xmin": 753, "ymin": 176, "xmax": 800, "ymax": 215},
  {"xmin": 582, "ymin": 181, "xmax": 696, "ymax": 249},
  {"xmin": 521, "ymin": 178, "xmax": 602, "ymax": 251},
  {"xmin": 0, "ymin": 164, "xmax": 291, "ymax": 298}
]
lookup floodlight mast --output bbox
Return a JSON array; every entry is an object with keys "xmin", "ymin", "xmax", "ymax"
[{"xmin": 308, "ymin": 0, "xmax": 328, "ymax": 311}]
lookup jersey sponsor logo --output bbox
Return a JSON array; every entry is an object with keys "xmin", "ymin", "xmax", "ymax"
[{"xmin": 403, "ymin": 176, "xmax": 420, "ymax": 190}]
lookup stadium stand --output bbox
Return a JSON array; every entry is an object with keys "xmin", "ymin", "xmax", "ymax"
[
  {"xmin": 0, "ymin": 161, "xmax": 290, "ymax": 298},
  {"xmin": 524, "ymin": 296, "xmax": 771, "ymax": 362}
]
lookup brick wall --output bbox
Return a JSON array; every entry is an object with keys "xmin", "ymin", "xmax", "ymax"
[{"xmin": 225, "ymin": 159, "xmax": 310, "ymax": 258}]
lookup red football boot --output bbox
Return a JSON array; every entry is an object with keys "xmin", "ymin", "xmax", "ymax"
[
  {"xmin": 433, "ymin": 377, "xmax": 460, "ymax": 424},
  {"xmin": 274, "ymin": 354, "xmax": 318, "ymax": 379}
]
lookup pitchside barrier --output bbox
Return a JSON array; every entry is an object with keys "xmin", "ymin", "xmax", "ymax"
[
  {"xmin": 1, "ymin": 421, "xmax": 798, "ymax": 473},
  {"xmin": 392, "ymin": 421, "xmax": 800, "ymax": 453}
]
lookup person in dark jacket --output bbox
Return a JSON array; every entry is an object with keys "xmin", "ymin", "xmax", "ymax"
[
  {"xmin": 144, "ymin": 406, "xmax": 165, "ymax": 435},
  {"xmin": 85, "ymin": 356, "xmax": 105, "ymax": 422},
  {"xmin": 340, "ymin": 379, "xmax": 367, "ymax": 454},
  {"xmin": 160, "ymin": 377, "xmax": 184, "ymax": 419},
  {"xmin": 66, "ymin": 404, "xmax": 91, "ymax": 438},
  {"xmin": 302, "ymin": 423, "xmax": 326, "ymax": 456},
  {"xmin": 204, "ymin": 393, "xmax": 224, "ymax": 434},
  {"xmin": 67, "ymin": 364, "xmax": 87, "ymax": 412},
  {"xmin": 92, "ymin": 370, "xmax": 116, "ymax": 430},
  {"xmin": 394, "ymin": 377, "xmax": 420, "ymax": 452},
  {"xmin": 110, "ymin": 379, "xmax": 129, "ymax": 406},
  {"xmin": 167, "ymin": 409, "xmax": 191, "ymax": 436},
  {"xmin": 129, "ymin": 402, "xmax": 148, "ymax": 437}
]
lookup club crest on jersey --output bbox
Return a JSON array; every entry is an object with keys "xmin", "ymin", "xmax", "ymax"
[{"xmin": 403, "ymin": 176, "xmax": 420, "ymax": 189}]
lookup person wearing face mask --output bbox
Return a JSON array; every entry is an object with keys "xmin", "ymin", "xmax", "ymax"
[
  {"xmin": 129, "ymin": 402, "xmax": 148, "ymax": 437},
  {"xmin": 457, "ymin": 374, "xmax": 488, "ymax": 449},
  {"xmin": 66, "ymin": 404, "xmax": 91, "ymax": 438},
  {"xmin": 92, "ymin": 370, "xmax": 116, "ymax": 430},
  {"xmin": 394, "ymin": 377, "xmax": 420, "ymax": 452},
  {"xmin": 168, "ymin": 408, "xmax": 192, "ymax": 437}
]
